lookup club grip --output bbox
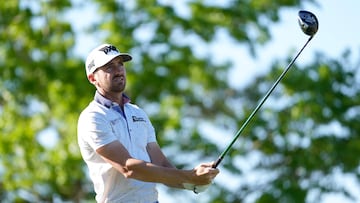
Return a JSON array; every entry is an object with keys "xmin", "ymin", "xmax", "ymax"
[{"xmin": 212, "ymin": 157, "xmax": 223, "ymax": 168}]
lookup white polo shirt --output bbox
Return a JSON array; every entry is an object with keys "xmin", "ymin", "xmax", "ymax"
[{"xmin": 77, "ymin": 92, "xmax": 158, "ymax": 203}]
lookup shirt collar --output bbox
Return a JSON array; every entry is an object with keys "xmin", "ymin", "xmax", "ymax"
[{"xmin": 94, "ymin": 91, "xmax": 130, "ymax": 108}]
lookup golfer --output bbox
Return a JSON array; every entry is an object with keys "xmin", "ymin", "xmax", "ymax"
[{"xmin": 77, "ymin": 43, "xmax": 219, "ymax": 203}]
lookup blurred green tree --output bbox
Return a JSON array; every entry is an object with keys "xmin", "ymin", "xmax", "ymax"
[
  {"xmin": 1, "ymin": 0, "xmax": 359, "ymax": 203},
  {"xmin": 230, "ymin": 50, "xmax": 360, "ymax": 203}
]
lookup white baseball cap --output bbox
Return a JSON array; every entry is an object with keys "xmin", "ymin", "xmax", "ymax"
[{"xmin": 85, "ymin": 43, "xmax": 132, "ymax": 76}]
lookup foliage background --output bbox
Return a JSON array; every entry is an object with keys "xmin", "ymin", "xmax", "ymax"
[{"xmin": 1, "ymin": 0, "xmax": 359, "ymax": 202}]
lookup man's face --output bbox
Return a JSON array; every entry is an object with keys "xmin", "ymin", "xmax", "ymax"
[{"xmin": 91, "ymin": 57, "xmax": 126, "ymax": 93}]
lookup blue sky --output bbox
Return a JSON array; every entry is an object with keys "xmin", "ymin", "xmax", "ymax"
[
  {"xmin": 211, "ymin": 0, "xmax": 360, "ymax": 89},
  {"xmin": 73, "ymin": 0, "xmax": 360, "ymax": 88}
]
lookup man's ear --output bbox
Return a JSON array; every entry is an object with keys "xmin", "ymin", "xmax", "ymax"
[{"xmin": 88, "ymin": 73, "xmax": 96, "ymax": 85}]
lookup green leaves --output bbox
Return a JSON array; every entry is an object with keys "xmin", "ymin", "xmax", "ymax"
[
  {"xmin": 2, "ymin": 0, "xmax": 358, "ymax": 202},
  {"xmin": 239, "ymin": 51, "xmax": 360, "ymax": 202}
]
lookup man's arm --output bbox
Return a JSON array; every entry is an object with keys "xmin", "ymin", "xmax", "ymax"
[
  {"xmin": 146, "ymin": 142, "xmax": 175, "ymax": 168},
  {"xmin": 96, "ymin": 140, "xmax": 218, "ymax": 187},
  {"xmin": 146, "ymin": 142, "xmax": 184, "ymax": 188}
]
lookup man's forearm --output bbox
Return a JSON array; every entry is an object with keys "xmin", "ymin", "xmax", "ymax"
[{"xmin": 120, "ymin": 158, "xmax": 192, "ymax": 186}]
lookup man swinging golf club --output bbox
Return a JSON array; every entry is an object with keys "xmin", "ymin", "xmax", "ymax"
[{"xmin": 77, "ymin": 44, "xmax": 219, "ymax": 203}]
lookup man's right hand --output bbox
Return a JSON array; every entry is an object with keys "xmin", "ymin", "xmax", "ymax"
[
  {"xmin": 182, "ymin": 161, "xmax": 219, "ymax": 193},
  {"xmin": 192, "ymin": 162, "xmax": 219, "ymax": 185}
]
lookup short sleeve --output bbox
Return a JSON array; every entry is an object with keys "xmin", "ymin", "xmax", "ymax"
[{"xmin": 78, "ymin": 111, "xmax": 117, "ymax": 150}]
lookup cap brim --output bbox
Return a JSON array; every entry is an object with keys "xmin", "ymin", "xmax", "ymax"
[
  {"xmin": 98, "ymin": 53, "xmax": 132, "ymax": 70},
  {"xmin": 120, "ymin": 54, "xmax": 132, "ymax": 62}
]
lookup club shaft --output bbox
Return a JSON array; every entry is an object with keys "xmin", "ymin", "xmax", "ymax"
[{"xmin": 213, "ymin": 36, "xmax": 313, "ymax": 168}]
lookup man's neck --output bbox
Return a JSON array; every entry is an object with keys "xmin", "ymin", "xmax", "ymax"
[{"xmin": 98, "ymin": 90, "xmax": 124, "ymax": 106}]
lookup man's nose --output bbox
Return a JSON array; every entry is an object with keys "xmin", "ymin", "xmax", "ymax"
[{"xmin": 113, "ymin": 65, "xmax": 125, "ymax": 74}]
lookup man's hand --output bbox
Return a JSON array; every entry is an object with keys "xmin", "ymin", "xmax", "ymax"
[
  {"xmin": 192, "ymin": 162, "xmax": 219, "ymax": 185},
  {"xmin": 183, "ymin": 161, "xmax": 219, "ymax": 194}
]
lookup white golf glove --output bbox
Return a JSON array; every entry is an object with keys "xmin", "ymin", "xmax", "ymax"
[
  {"xmin": 194, "ymin": 184, "xmax": 210, "ymax": 193},
  {"xmin": 183, "ymin": 183, "xmax": 211, "ymax": 194}
]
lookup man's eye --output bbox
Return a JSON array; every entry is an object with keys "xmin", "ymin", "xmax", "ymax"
[{"xmin": 106, "ymin": 65, "xmax": 114, "ymax": 71}]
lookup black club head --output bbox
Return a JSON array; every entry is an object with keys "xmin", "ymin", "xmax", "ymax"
[{"xmin": 298, "ymin": 10, "xmax": 319, "ymax": 36}]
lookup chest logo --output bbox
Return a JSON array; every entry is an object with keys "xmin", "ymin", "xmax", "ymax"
[{"xmin": 132, "ymin": 116, "xmax": 146, "ymax": 122}]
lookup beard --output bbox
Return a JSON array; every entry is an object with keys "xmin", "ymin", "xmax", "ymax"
[{"xmin": 110, "ymin": 76, "xmax": 126, "ymax": 92}]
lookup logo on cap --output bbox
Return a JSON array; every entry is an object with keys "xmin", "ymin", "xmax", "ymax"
[
  {"xmin": 87, "ymin": 59, "xmax": 95, "ymax": 71},
  {"xmin": 99, "ymin": 45, "xmax": 119, "ymax": 55}
]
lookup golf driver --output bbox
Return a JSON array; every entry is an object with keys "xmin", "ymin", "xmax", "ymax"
[{"xmin": 212, "ymin": 10, "xmax": 318, "ymax": 168}]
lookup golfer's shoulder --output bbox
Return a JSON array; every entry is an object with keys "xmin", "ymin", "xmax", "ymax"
[
  {"xmin": 79, "ymin": 101, "xmax": 108, "ymax": 119},
  {"xmin": 125, "ymin": 102, "xmax": 147, "ymax": 115},
  {"xmin": 125, "ymin": 102, "xmax": 140, "ymax": 109}
]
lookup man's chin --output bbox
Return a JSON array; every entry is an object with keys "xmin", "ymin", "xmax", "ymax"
[{"xmin": 111, "ymin": 85, "xmax": 125, "ymax": 93}]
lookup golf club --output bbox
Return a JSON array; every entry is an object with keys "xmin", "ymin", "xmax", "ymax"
[{"xmin": 212, "ymin": 10, "xmax": 318, "ymax": 168}]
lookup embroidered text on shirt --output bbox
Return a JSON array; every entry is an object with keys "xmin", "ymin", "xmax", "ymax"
[{"xmin": 132, "ymin": 116, "xmax": 146, "ymax": 122}]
